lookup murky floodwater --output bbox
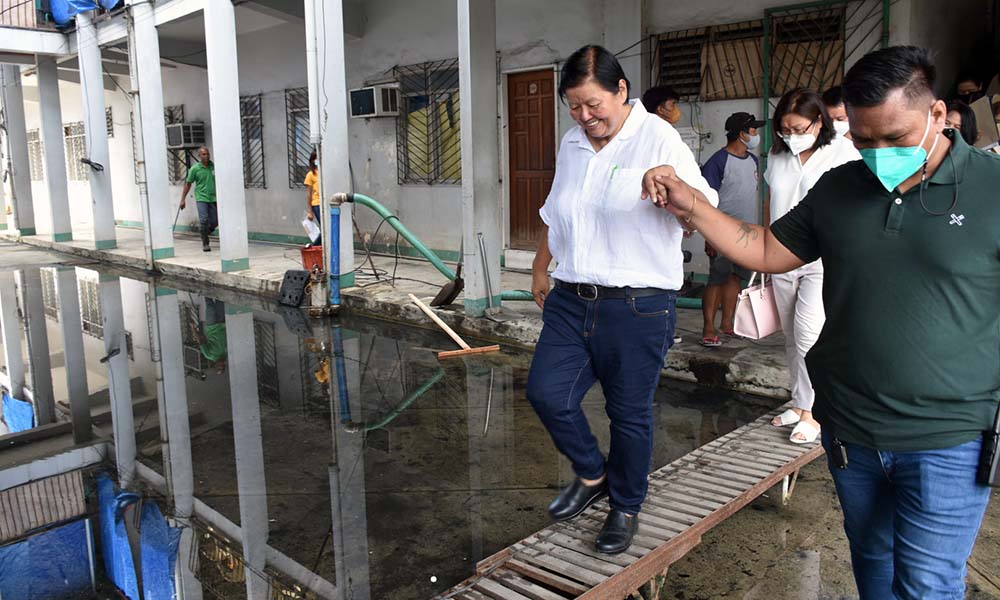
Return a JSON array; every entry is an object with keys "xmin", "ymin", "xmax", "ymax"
[{"xmin": 0, "ymin": 263, "xmax": 781, "ymax": 599}]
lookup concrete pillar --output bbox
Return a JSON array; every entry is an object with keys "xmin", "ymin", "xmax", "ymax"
[
  {"xmin": 203, "ymin": 1, "xmax": 250, "ymax": 272},
  {"xmin": 0, "ymin": 65, "xmax": 35, "ymax": 235},
  {"xmin": 19, "ymin": 269, "xmax": 54, "ymax": 424},
  {"xmin": 603, "ymin": 0, "xmax": 644, "ymax": 95},
  {"xmin": 316, "ymin": 0, "xmax": 355, "ymax": 288},
  {"xmin": 457, "ymin": 0, "xmax": 502, "ymax": 317},
  {"xmin": 225, "ymin": 306, "xmax": 268, "ymax": 599},
  {"xmin": 127, "ymin": 0, "xmax": 174, "ymax": 261},
  {"xmin": 77, "ymin": 12, "xmax": 117, "ymax": 250},
  {"xmin": 36, "ymin": 56, "xmax": 72, "ymax": 242},
  {"xmin": 55, "ymin": 268, "xmax": 90, "ymax": 442},
  {"xmin": 0, "ymin": 271, "xmax": 25, "ymax": 399},
  {"xmin": 98, "ymin": 275, "xmax": 134, "ymax": 487}
]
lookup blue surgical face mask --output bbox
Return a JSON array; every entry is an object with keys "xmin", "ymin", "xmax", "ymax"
[
  {"xmin": 744, "ymin": 133, "xmax": 761, "ymax": 150},
  {"xmin": 859, "ymin": 111, "xmax": 939, "ymax": 193}
]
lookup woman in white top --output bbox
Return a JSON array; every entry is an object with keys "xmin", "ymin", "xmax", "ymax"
[
  {"xmin": 765, "ymin": 88, "xmax": 860, "ymax": 443},
  {"xmin": 527, "ymin": 45, "xmax": 717, "ymax": 555}
]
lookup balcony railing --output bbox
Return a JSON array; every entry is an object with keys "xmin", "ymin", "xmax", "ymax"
[{"xmin": 0, "ymin": 0, "xmax": 49, "ymax": 29}]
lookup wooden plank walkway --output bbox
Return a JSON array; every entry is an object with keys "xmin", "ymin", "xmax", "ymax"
[{"xmin": 435, "ymin": 404, "xmax": 824, "ymax": 600}]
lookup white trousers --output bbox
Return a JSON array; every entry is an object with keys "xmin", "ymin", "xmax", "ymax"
[{"xmin": 772, "ymin": 261, "xmax": 825, "ymax": 411}]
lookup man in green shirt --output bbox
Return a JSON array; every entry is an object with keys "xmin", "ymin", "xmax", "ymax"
[
  {"xmin": 642, "ymin": 46, "xmax": 997, "ymax": 600},
  {"xmin": 188, "ymin": 297, "xmax": 227, "ymax": 375},
  {"xmin": 180, "ymin": 146, "xmax": 217, "ymax": 252}
]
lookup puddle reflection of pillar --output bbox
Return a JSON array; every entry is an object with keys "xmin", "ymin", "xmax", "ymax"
[
  {"xmin": 55, "ymin": 268, "xmax": 90, "ymax": 442},
  {"xmin": 19, "ymin": 269, "xmax": 55, "ymax": 424},
  {"xmin": 225, "ymin": 305, "xmax": 269, "ymax": 599},
  {"xmin": 330, "ymin": 325, "xmax": 370, "ymax": 600},
  {"xmin": 463, "ymin": 362, "xmax": 490, "ymax": 562},
  {"xmin": 0, "ymin": 271, "xmax": 26, "ymax": 399},
  {"xmin": 98, "ymin": 275, "xmax": 135, "ymax": 488}
]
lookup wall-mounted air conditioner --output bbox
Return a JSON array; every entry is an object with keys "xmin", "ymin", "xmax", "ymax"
[
  {"xmin": 166, "ymin": 122, "xmax": 206, "ymax": 149},
  {"xmin": 350, "ymin": 84, "xmax": 400, "ymax": 118}
]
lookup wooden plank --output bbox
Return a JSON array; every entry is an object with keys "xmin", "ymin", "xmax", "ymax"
[
  {"xmin": 648, "ymin": 485, "xmax": 726, "ymax": 511},
  {"xmin": 544, "ymin": 532, "xmax": 638, "ymax": 567},
  {"xmin": 648, "ymin": 479, "xmax": 732, "ymax": 505},
  {"xmin": 493, "ymin": 569, "xmax": 571, "ymax": 600},
  {"xmin": 473, "ymin": 577, "xmax": 534, "ymax": 600},
  {"xmin": 643, "ymin": 493, "xmax": 715, "ymax": 519},
  {"xmin": 516, "ymin": 541, "xmax": 623, "ymax": 577},
  {"xmin": 637, "ymin": 498, "xmax": 702, "ymax": 525},
  {"xmin": 674, "ymin": 456, "xmax": 766, "ymax": 485},
  {"xmin": 505, "ymin": 558, "xmax": 591, "ymax": 595},
  {"xmin": 688, "ymin": 450, "xmax": 779, "ymax": 476},
  {"xmin": 555, "ymin": 521, "xmax": 654, "ymax": 555},
  {"xmin": 575, "ymin": 532, "xmax": 703, "ymax": 600},
  {"xmin": 661, "ymin": 468, "xmax": 753, "ymax": 495},
  {"xmin": 588, "ymin": 505, "xmax": 688, "ymax": 536},
  {"xmin": 579, "ymin": 509, "xmax": 677, "ymax": 543}
]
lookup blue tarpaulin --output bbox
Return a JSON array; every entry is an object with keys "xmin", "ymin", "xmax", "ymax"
[
  {"xmin": 97, "ymin": 474, "xmax": 141, "ymax": 599},
  {"xmin": 140, "ymin": 501, "xmax": 182, "ymax": 600},
  {"xmin": 0, "ymin": 518, "xmax": 95, "ymax": 600},
  {"xmin": 2, "ymin": 390, "xmax": 35, "ymax": 433},
  {"xmin": 51, "ymin": 0, "xmax": 119, "ymax": 26}
]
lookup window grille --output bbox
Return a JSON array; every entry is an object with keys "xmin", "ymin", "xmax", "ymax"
[
  {"xmin": 656, "ymin": 28, "xmax": 709, "ymax": 100},
  {"xmin": 106, "ymin": 107, "xmax": 114, "ymax": 138},
  {"xmin": 394, "ymin": 59, "xmax": 462, "ymax": 185},
  {"xmin": 63, "ymin": 122, "xmax": 87, "ymax": 181},
  {"xmin": 27, "ymin": 129, "xmax": 43, "ymax": 181},
  {"xmin": 769, "ymin": 7, "xmax": 847, "ymax": 95},
  {"xmin": 164, "ymin": 105, "xmax": 188, "ymax": 184},
  {"xmin": 240, "ymin": 94, "xmax": 265, "ymax": 188},
  {"xmin": 253, "ymin": 318, "xmax": 279, "ymax": 407},
  {"xmin": 284, "ymin": 87, "xmax": 311, "ymax": 188},
  {"xmin": 40, "ymin": 269, "xmax": 58, "ymax": 320},
  {"xmin": 78, "ymin": 278, "xmax": 103, "ymax": 339}
]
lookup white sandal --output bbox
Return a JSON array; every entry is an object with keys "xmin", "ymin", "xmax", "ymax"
[
  {"xmin": 772, "ymin": 408, "xmax": 801, "ymax": 428},
  {"xmin": 789, "ymin": 420, "xmax": 820, "ymax": 444}
]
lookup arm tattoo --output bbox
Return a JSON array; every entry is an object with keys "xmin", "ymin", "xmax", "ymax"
[{"xmin": 735, "ymin": 222, "xmax": 759, "ymax": 248}]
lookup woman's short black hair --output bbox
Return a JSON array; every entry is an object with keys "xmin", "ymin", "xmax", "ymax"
[
  {"xmin": 641, "ymin": 86, "xmax": 679, "ymax": 112},
  {"xmin": 559, "ymin": 45, "xmax": 630, "ymax": 101},
  {"xmin": 309, "ymin": 149, "xmax": 318, "ymax": 172},
  {"xmin": 946, "ymin": 100, "xmax": 978, "ymax": 146},
  {"xmin": 770, "ymin": 88, "xmax": 835, "ymax": 154},
  {"xmin": 822, "ymin": 85, "xmax": 844, "ymax": 108}
]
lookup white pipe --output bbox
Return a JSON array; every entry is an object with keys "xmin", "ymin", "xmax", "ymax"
[{"xmin": 304, "ymin": 0, "xmax": 321, "ymax": 144}]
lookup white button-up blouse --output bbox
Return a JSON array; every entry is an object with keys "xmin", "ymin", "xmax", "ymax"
[{"xmin": 539, "ymin": 100, "xmax": 718, "ymax": 291}]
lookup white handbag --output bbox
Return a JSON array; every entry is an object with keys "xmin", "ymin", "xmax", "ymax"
[{"xmin": 733, "ymin": 272, "xmax": 782, "ymax": 340}]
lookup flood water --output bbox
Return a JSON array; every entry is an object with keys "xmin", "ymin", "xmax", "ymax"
[{"xmin": 0, "ymin": 263, "xmax": 782, "ymax": 599}]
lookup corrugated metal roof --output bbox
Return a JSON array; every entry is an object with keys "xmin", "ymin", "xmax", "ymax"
[{"xmin": 0, "ymin": 470, "xmax": 86, "ymax": 543}]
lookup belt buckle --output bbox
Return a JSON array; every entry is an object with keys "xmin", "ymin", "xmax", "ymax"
[{"xmin": 576, "ymin": 283, "xmax": 599, "ymax": 301}]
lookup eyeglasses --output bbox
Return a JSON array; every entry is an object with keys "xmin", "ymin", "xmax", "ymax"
[{"xmin": 779, "ymin": 118, "xmax": 817, "ymax": 136}]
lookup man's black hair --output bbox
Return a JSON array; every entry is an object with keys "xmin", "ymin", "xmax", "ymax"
[
  {"xmin": 641, "ymin": 86, "xmax": 680, "ymax": 113},
  {"xmin": 842, "ymin": 46, "xmax": 936, "ymax": 108},
  {"xmin": 822, "ymin": 85, "xmax": 844, "ymax": 107},
  {"xmin": 559, "ymin": 45, "xmax": 630, "ymax": 101}
]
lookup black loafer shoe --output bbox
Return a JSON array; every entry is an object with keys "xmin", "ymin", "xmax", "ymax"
[
  {"xmin": 547, "ymin": 478, "xmax": 607, "ymax": 522},
  {"xmin": 595, "ymin": 509, "xmax": 638, "ymax": 554}
]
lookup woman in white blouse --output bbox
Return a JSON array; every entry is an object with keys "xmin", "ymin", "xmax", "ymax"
[
  {"xmin": 765, "ymin": 88, "xmax": 860, "ymax": 444},
  {"xmin": 527, "ymin": 45, "xmax": 717, "ymax": 555}
]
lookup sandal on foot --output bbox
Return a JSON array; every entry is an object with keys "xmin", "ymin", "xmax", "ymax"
[
  {"xmin": 772, "ymin": 409, "xmax": 801, "ymax": 428},
  {"xmin": 790, "ymin": 420, "xmax": 820, "ymax": 444},
  {"xmin": 700, "ymin": 336, "xmax": 722, "ymax": 347}
]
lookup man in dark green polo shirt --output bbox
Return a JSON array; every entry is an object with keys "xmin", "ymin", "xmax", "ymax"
[
  {"xmin": 642, "ymin": 46, "xmax": 997, "ymax": 600},
  {"xmin": 180, "ymin": 146, "xmax": 217, "ymax": 252}
]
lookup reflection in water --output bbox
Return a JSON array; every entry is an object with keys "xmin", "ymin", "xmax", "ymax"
[{"xmin": 0, "ymin": 265, "xmax": 779, "ymax": 599}]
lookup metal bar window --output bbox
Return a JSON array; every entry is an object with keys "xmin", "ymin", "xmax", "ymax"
[
  {"xmin": 240, "ymin": 94, "xmax": 265, "ymax": 189},
  {"xmin": 253, "ymin": 318, "xmax": 278, "ymax": 407},
  {"xmin": 106, "ymin": 107, "xmax": 114, "ymax": 138},
  {"xmin": 656, "ymin": 28, "xmax": 709, "ymax": 100},
  {"xmin": 26, "ymin": 129, "xmax": 43, "ymax": 181},
  {"xmin": 394, "ymin": 59, "xmax": 462, "ymax": 185},
  {"xmin": 40, "ymin": 269, "xmax": 58, "ymax": 320},
  {"xmin": 78, "ymin": 278, "xmax": 103, "ymax": 339},
  {"xmin": 164, "ymin": 105, "xmax": 188, "ymax": 184},
  {"xmin": 284, "ymin": 87, "xmax": 311, "ymax": 189},
  {"xmin": 63, "ymin": 122, "xmax": 87, "ymax": 181}
]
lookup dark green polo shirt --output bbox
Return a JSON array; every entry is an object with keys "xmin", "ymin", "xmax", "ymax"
[
  {"xmin": 186, "ymin": 161, "xmax": 216, "ymax": 203},
  {"xmin": 771, "ymin": 130, "xmax": 1000, "ymax": 451}
]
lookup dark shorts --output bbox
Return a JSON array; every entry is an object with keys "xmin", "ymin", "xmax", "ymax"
[{"xmin": 708, "ymin": 255, "xmax": 751, "ymax": 286}]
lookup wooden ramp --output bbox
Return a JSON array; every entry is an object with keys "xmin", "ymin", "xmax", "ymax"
[{"xmin": 436, "ymin": 404, "xmax": 824, "ymax": 600}]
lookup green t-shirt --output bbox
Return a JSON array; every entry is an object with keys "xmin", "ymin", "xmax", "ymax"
[
  {"xmin": 770, "ymin": 130, "xmax": 1000, "ymax": 452},
  {"xmin": 200, "ymin": 323, "xmax": 227, "ymax": 362},
  {"xmin": 186, "ymin": 161, "xmax": 217, "ymax": 203}
]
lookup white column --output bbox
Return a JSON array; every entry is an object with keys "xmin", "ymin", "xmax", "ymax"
[
  {"xmin": 77, "ymin": 12, "xmax": 117, "ymax": 250},
  {"xmin": 226, "ymin": 306, "xmax": 268, "ymax": 599},
  {"xmin": 203, "ymin": 1, "xmax": 250, "ymax": 272},
  {"xmin": 55, "ymin": 267, "xmax": 91, "ymax": 442},
  {"xmin": 0, "ymin": 65, "xmax": 35, "ymax": 235},
  {"xmin": 0, "ymin": 271, "xmax": 25, "ymax": 399},
  {"xmin": 603, "ymin": 0, "xmax": 644, "ymax": 94},
  {"xmin": 99, "ymin": 274, "xmax": 134, "ymax": 487},
  {"xmin": 127, "ymin": 0, "xmax": 174, "ymax": 261},
  {"xmin": 457, "ymin": 0, "xmax": 502, "ymax": 317},
  {"xmin": 36, "ymin": 56, "xmax": 73, "ymax": 242},
  {"xmin": 316, "ymin": 0, "xmax": 355, "ymax": 287},
  {"xmin": 19, "ymin": 269, "xmax": 54, "ymax": 424}
]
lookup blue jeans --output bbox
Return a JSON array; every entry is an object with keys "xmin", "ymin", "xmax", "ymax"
[
  {"xmin": 197, "ymin": 201, "xmax": 218, "ymax": 237},
  {"xmin": 310, "ymin": 205, "xmax": 322, "ymax": 245},
  {"xmin": 527, "ymin": 286, "xmax": 676, "ymax": 514},
  {"xmin": 822, "ymin": 431, "xmax": 992, "ymax": 599}
]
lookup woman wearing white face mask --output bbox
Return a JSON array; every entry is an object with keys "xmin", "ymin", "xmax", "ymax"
[{"xmin": 764, "ymin": 88, "xmax": 860, "ymax": 443}]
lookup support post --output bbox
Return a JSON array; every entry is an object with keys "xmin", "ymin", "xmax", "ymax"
[
  {"xmin": 0, "ymin": 65, "xmax": 36, "ymax": 236},
  {"xmin": 203, "ymin": 0, "xmax": 250, "ymax": 272},
  {"xmin": 36, "ymin": 56, "xmax": 72, "ymax": 241},
  {"xmin": 76, "ymin": 12, "xmax": 117, "ymax": 250},
  {"xmin": 457, "ymin": 0, "xmax": 502, "ymax": 317},
  {"xmin": 0, "ymin": 271, "xmax": 25, "ymax": 399},
  {"xmin": 19, "ymin": 269, "xmax": 54, "ymax": 423},
  {"xmin": 98, "ymin": 274, "xmax": 134, "ymax": 487},
  {"xmin": 55, "ymin": 268, "xmax": 90, "ymax": 442}
]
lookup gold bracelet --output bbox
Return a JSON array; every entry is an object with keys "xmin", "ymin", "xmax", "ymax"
[{"xmin": 683, "ymin": 192, "xmax": 696, "ymax": 223}]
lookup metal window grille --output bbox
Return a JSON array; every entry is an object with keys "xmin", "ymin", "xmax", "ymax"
[
  {"xmin": 394, "ymin": 59, "xmax": 462, "ymax": 185},
  {"xmin": 40, "ymin": 269, "xmax": 58, "ymax": 320},
  {"xmin": 106, "ymin": 107, "xmax": 114, "ymax": 138},
  {"xmin": 240, "ymin": 94, "xmax": 265, "ymax": 189},
  {"xmin": 299, "ymin": 346, "xmax": 329, "ymax": 417},
  {"xmin": 26, "ymin": 129, "xmax": 43, "ymax": 181},
  {"xmin": 63, "ymin": 122, "xmax": 87, "ymax": 181},
  {"xmin": 129, "ymin": 114, "xmax": 142, "ymax": 185},
  {"xmin": 180, "ymin": 301, "xmax": 208, "ymax": 380},
  {"xmin": 253, "ymin": 318, "xmax": 279, "ymax": 407},
  {"xmin": 656, "ymin": 28, "xmax": 709, "ymax": 99},
  {"xmin": 78, "ymin": 278, "xmax": 103, "ymax": 339},
  {"xmin": 284, "ymin": 87, "xmax": 311, "ymax": 188},
  {"xmin": 656, "ymin": 21, "xmax": 764, "ymax": 101},
  {"xmin": 164, "ymin": 105, "xmax": 188, "ymax": 184}
]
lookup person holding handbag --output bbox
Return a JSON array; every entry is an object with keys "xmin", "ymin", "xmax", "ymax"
[{"xmin": 762, "ymin": 88, "xmax": 860, "ymax": 444}]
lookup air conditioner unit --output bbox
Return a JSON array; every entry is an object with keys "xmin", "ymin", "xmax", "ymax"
[
  {"xmin": 350, "ymin": 84, "xmax": 400, "ymax": 118},
  {"xmin": 166, "ymin": 122, "xmax": 206, "ymax": 149}
]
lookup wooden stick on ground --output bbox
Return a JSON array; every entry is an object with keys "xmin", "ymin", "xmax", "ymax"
[{"xmin": 408, "ymin": 293, "xmax": 500, "ymax": 359}]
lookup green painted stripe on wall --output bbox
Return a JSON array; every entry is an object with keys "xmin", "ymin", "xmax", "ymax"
[
  {"xmin": 94, "ymin": 239, "xmax": 117, "ymax": 250},
  {"xmin": 53, "ymin": 232, "xmax": 73, "ymax": 242},
  {"xmin": 221, "ymin": 257, "xmax": 250, "ymax": 272},
  {"xmin": 224, "ymin": 304, "xmax": 252, "ymax": 315},
  {"xmin": 155, "ymin": 286, "xmax": 177, "ymax": 297},
  {"xmin": 152, "ymin": 247, "xmax": 175, "ymax": 260},
  {"xmin": 19, "ymin": 227, "xmax": 36, "ymax": 236}
]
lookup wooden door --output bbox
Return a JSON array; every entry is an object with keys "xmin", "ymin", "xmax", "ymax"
[{"xmin": 508, "ymin": 69, "xmax": 556, "ymax": 250}]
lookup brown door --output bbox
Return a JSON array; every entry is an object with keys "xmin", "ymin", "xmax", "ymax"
[{"xmin": 508, "ymin": 69, "xmax": 556, "ymax": 250}]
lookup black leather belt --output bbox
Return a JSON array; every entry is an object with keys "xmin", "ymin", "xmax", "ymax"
[{"xmin": 554, "ymin": 279, "xmax": 673, "ymax": 300}]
